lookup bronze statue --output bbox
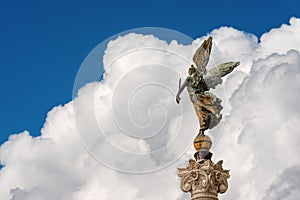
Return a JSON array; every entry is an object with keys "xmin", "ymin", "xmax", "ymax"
[
  {"xmin": 177, "ymin": 36, "xmax": 236, "ymax": 200},
  {"xmin": 176, "ymin": 37, "xmax": 239, "ymax": 136}
]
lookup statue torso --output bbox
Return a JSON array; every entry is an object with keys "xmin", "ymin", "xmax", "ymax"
[{"xmin": 187, "ymin": 75, "xmax": 209, "ymax": 93}]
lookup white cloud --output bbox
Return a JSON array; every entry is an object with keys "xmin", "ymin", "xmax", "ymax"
[
  {"xmin": 263, "ymin": 165, "xmax": 300, "ymax": 200},
  {"xmin": 1, "ymin": 17, "xmax": 300, "ymax": 200}
]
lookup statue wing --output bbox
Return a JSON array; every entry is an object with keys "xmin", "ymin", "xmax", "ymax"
[
  {"xmin": 193, "ymin": 37, "xmax": 212, "ymax": 73},
  {"xmin": 203, "ymin": 61, "xmax": 240, "ymax": 89}
]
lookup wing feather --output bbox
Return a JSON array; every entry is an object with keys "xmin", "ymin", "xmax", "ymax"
[
  {"xmin": 193, "ymin": 37, "xmax": 212, "ymax": 72},
  {"xmin": 204, "ymin": 61, "xmax": 240, "ymax": 89}
]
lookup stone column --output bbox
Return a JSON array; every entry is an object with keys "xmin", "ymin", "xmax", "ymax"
[
  {"xmin": 178, "ymin": 125, "xmax": 231, "ymax": 199},
  {"xmin": 178, "ymin": 157, "xmax": 230, "ymax": 200}
]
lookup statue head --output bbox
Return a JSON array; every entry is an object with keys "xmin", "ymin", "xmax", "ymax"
[
  {"xmin": 189, "ymin": 64, "xmax": 205, "ymax": 77},
  {"xmin": 188, "ymin": 65, "xmax": 197, "ymax": 76}
]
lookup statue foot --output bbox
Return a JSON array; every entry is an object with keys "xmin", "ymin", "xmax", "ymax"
[{"xmin": 199, "ymin": 129, "xmax": 206, "ymax": 135}]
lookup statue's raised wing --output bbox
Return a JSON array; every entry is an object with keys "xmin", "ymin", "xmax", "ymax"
[
  {"xmin": 193, "ymin": 36, "xmax": 212, "ymax": 73},
  {"xmin": 204, "ymin": 61, "xmax": 240, "ymax": 89}
]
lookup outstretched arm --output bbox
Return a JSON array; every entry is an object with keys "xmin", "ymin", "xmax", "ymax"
[{"xmin": 176, "ymin": 78, "xmax": 188, "ymax": 104}]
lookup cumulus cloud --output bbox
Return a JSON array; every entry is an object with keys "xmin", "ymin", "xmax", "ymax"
[
  {"xmin": 1, "ymin": 17, "xmax": 300, "ymax": 200},
  {"xmin": 263, "ymin": 165, "xmax": 300, "ymax": 200}
]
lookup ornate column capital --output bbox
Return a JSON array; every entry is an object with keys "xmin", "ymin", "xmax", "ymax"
[{"xmin": 178, "ymin": 159, "xmax": 230, "ymax": 200}]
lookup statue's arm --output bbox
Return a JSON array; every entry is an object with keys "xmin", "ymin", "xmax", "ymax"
[{"xmin": 176, "ymin": 78, "xmax": 189, "ymax": 104}]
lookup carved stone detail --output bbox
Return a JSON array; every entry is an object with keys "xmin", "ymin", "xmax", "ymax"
[{"xmin": 178, "ymin": 159, "xmax": 230, "ymax": 200}]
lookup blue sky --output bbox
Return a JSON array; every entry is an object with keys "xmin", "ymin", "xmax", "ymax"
[{"xmin": 0, "ymin": 0, "xmax": 298, "ymax": 144}]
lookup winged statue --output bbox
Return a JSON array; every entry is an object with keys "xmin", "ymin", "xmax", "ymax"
[{"xmin": 176, "ymin": 37, "xmax": 240, "ymax": 135}]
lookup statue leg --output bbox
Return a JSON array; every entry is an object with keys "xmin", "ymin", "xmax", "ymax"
[
  {"xmin": 193, "ymin": 92, "xmax": 223, "ymax": 131},
  {"xmin": 193, "ymin": 101, "xmax": 211, "ymax": 131}
]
